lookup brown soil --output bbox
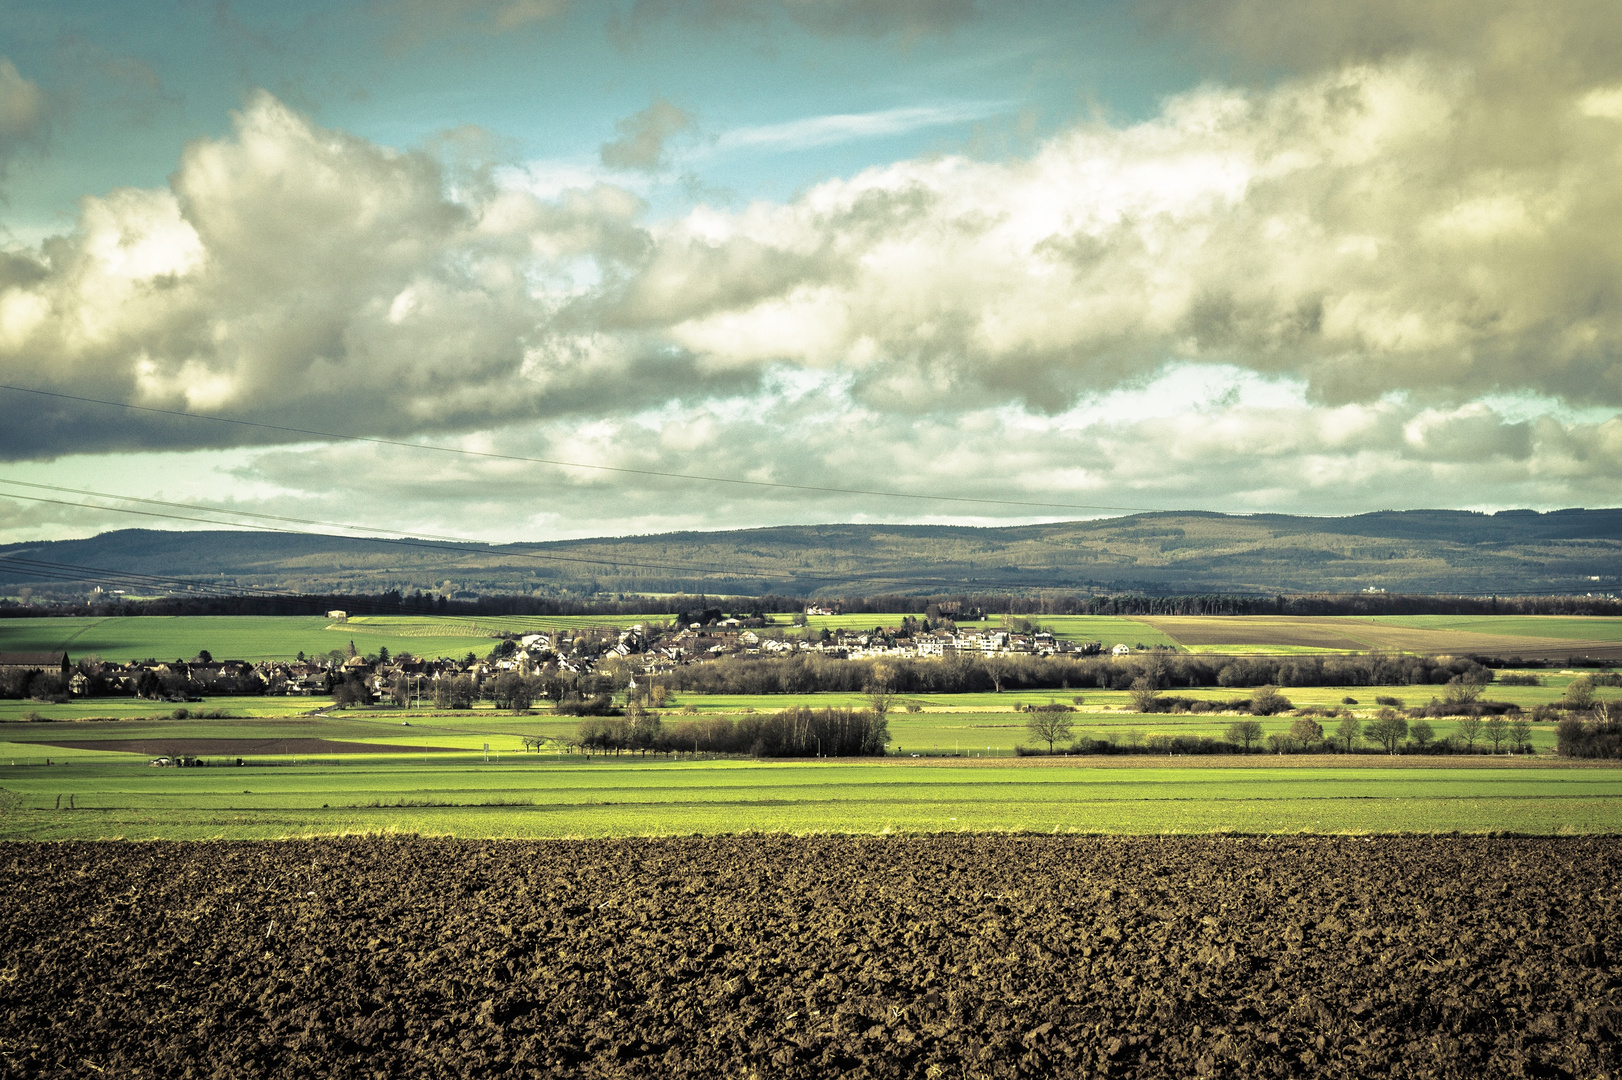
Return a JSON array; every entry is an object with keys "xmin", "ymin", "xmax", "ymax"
[
  {"xmin": 32, "ymin": 738, "xmax": 463, "ymax": 756},
  {"xmin": 2, "ymin": 836, "xmax": 1617, "ymax": 1078}
]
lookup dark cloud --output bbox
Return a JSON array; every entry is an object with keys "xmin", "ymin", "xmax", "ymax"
[
  {"xmin": 610, "ymin": 0, "xmax": 980, "ymax": 45},
  {"xmin": 600, "ymin": 99, "xmax": 695, "ymax": 172},
  {"xmin": 0, "ymin": 58, "xmax": 47, "ymax": 176}
]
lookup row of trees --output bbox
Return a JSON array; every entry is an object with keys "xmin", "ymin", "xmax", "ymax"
[
  {"xmin": 572, "ymin": 706, "xmax": 889, "ymax": 758},
  {"xmin": 654, "ymin": 651, "xmax": 1497, "ymax": 697},
  {"xmin": 1024, "ymin": 707, "xmax": 1539, "ymax": 755}
]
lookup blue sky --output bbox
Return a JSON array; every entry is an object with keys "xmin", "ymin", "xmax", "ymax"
[{"xmin": 1, "ymin": 0, "xmax": 1621, "ymax": 546}]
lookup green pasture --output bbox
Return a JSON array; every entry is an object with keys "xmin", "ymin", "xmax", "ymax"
[
  {"xmin": 3, "ymin": 756, "xmax": 1619, "ymax": 841},
  {"xmin": 0, "ymin": 613, "xmax": 665, "ymax": 663},
  {"xmin": 1366, "ymin": 615, "xmax": 1622, "ymax": 641}
]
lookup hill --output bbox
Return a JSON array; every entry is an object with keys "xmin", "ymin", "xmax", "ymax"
[{"xmin": 0, "ymin": 509, "xmax": 1618, "ymax": 600}]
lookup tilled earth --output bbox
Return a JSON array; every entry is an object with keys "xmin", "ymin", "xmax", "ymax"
[{"xmin": 2, "ymin": 836, "xmax": 1618, "ymax": 1079}]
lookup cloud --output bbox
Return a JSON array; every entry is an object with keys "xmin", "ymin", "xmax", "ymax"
[
  {"xmin": 600, "ymin": 99, "xmax": 695, "ymax": 172},
  {"xmin": 612, "ymin": 0, "xmax": 980, "ymax": 44},
  {"xmin": 715, "ymin": 102, "xmax": 1001, "ymax": 152},
  {"xmin": 0, "ymin": 58, "xmax": 47, "ymax": 175},
  {"xmin": 5, "ymin": 0, "xmax": 1622, "ymax": 540},
  {"xmin": 376, "ymin": 0, "xmax": 569, "ymax": 49},
  {"xmin": 0, "ymin": 92, "xmax": 747, "ymax": 460},
  {"xmin": 10, "ymin": 366, "xmax": 1616, "ymax": 548},
  {"xmin": 574, "ymin": 40, "xmax": 1622, "ymax": 412}
]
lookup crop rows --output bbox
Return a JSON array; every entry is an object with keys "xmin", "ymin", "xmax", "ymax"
[{"xmin": 2, "ymin": 836, "xmax": 1618, "ymax": 1078}]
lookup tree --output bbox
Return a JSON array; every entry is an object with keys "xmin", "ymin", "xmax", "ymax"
[
  {"xmin": 1563, "ymin": 676, "xmax": 1596, "ymax": 711},
  {"xmin": 1026, "ymin": 710, "xmax": 1075, "ymax": 753},
  {"xmin": 865, "ymin": 664, "xmax": 897, "ymax": 717},
  {"xmin": 1444, "ymin": 677, "xmax": 1483, "ymax": 705},
  {"xmin": 1410, "ymin": 719, "xmax": 1435, "ymax": 750},
  {"xmin": 1509, "ymin": 716, "xmax": 1532, "ymax": 753},
  {"xmin": 389, "ymin": 675, "xmax": 411, "ymax": 708},
  {"xmin": 1335, "ymin": 715, "xmax": 1362, "ymax": 753},
  {"xmin": 1365, "ymin": 710, "xmax": 1409, "ymax": 754},
  {"xmin": 1226, "ymin": 719, "xmax": 1263, "ymax": 751},
  {"xmin": 1288, "ymin": 717, "xmax": 1324, "ymax": 748},
  {"xmin": 1484, "ymin": 715, "xmax": 1509, "ymax": 753},
  {"xmin": 195, "ymin": 649, "xmax": 213, "ymax": 663},
  {"xmin": 1455, "ymin": 714, "xmax": 1483, "ymax": 751},
  {"xmin": 332, "ymin": 676, "xmax": 370, "ymax": 708},
  {"xmin": 1249, "ymin": 686, "xmax": 1293, "ymax": 716},
  {"xmin": 1129, "ymin": 676, "xmax": 1162, "ymax": 713},
  {"xmin": 984, "ymin": 655, "xmax": 1013, "ymax": 694}
]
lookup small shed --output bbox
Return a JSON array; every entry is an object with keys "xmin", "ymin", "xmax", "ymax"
[{"xmin": 326, "ymin": 610, "xmax": 348, "ymax": 622}]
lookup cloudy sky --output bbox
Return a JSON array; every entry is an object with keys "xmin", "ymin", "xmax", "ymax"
[{"xmin": 2, "ymin": 0, "xmax": 1621, "ymax": 546}]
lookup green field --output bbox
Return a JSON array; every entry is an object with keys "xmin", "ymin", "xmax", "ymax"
[
  {"xmin": 2, "ymin": 756, "xmax": 1618, "ymax": 840},
  {"xmin": 0, "ymin": 614, "xmax": 665, "ymax": 662}
]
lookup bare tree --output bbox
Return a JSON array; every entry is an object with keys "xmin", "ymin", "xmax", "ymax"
[
  {"xmin": 1455, "ymin": 715, "xmax": 1483, "ymax": 751},
  {"xmin": 865, "ymin": 663, "xmax": 896, "ymax": 717},
  {"xmin": 1026, "ymin": 710, "xmax": 1075, "ymax": 753},
  {"xmin": 1484, "ymin": 715, "xmax": 1509, "ymax": 753},
  {"xmin": 1249, "ymin": 686, "xmax": 1293, "ymax": 716},
  {"xmin": 1366, "ymin": 710, "xmax": 1409, "ymax": 754},
  {"xmin": 1129, "ymin": 676, "xmax": 1162, "ymax": 713},
  {"xmin": 1509, "ymin": 716, "xmax": 1532, "ymax": 752},
  {"xmin": 1335, "ymin": 715, "xmax": 1362, "ymax": 753},
  {"xmin": 1444, "ymin": 677, "xmax": 1484, "ymax": 705}
]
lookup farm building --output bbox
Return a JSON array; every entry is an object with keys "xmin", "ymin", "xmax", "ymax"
[{"xmin": 0, "ymin": 652, "xmax": 71, "ymax": 678}]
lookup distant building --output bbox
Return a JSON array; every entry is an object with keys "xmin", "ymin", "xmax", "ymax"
[
  {"xmin": 1111, "ymin": 643, "xmax": 1133, "ymax": 656},
  {"xmin": 0, "ymin": 652, "xmax": 71, "ymax": 678},
  {"xmin": 326, "ymin": 610, "xmax": 348, "ymax": 621}
]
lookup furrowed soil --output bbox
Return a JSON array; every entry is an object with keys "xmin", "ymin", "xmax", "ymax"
[{"xmin": 2, "ymin": 836, "xmax": 1618, "ymax": 1079}]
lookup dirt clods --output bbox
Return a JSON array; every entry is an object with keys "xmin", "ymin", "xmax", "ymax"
[{"xmin": 2, "ymin": 835, "xmax": 1618, "ymax": 1078}]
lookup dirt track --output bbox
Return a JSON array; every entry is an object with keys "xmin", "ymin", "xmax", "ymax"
[{"xmin": 2, "ymin": 836, "xmax": 1618, "ymax": 1078}]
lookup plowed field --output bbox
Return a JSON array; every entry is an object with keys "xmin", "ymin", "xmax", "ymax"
[
  {"xmin": 1140, "ymin": 615, "xmax": 1622, "ymax": 659},
  {"xmin": 3, "ymin": 836, "xmax": 1618, "ymax": 1078}
]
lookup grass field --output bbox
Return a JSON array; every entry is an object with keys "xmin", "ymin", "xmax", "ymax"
[
  {"xmin": 1141, "ymin": 615, "xmax": 1622, "ymax": 659},
  {"xmin": 2, "ymin": 756, "xmax": 1618, "ymax": 840},
  {"xmin": 0, "ymin": 613, "xmax": 665, "ymax": 662}
]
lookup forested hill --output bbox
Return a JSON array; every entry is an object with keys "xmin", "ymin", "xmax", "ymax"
[{"xmin": 1, "ymin": 508, "xmax": 1619, "ymax": 600}]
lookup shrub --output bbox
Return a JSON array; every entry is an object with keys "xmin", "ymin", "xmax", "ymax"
[
  {"xmin": 555, "ymin": 694, "xmax": 622, "ymax": 717},
  {"xmin": 1375, "ymin": 695, "xmax": 1405, "ymax": 708}
]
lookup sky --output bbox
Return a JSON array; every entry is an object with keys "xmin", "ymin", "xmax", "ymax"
[{"xmin": 1, "ymin": 0, "xmax": 1621, "ymax": 546}]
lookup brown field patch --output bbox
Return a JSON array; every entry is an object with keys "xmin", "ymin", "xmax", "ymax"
[
  {"xmin": 2, "ymin": 836, "xmax": 1617, "ymax": 1078},
  {"xmin": 1141, "ymin": 615, "xmax": 1622, "ymax": 658},
  {"xmin": 33, "ymin": 738, "xmax": 463, "ymax": 756}
]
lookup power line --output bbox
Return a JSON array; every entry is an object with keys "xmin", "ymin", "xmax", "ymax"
[
  {"xmin": 0, "ymin": 486, "xmax": 793, "ymax": 582},
  {"xmin": 0, "ymin": 382, "xmax": 1161, "ymax": 514},
  {"xmin": 0, "ymin": 480, "xmax": 1103, "ymax": 595}
]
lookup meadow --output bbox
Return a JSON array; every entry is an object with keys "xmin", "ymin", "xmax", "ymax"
[
  {"xmin": 4, "ymin": 754, "xmax": 1620, "ymax": 841},
  {"xmin": 0, "ymin": 613, "xmax": 664, "ymax": 662}
]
